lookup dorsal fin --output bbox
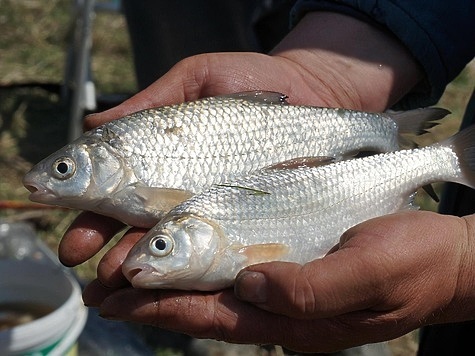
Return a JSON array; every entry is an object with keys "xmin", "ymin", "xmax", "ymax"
[
  {"xmin": 386, "ymin": 107, "xmax": 449, "ymax": 135},
  {"xmin": 265, "ymin": 156, "xmax": 335, "ymax": 170},
  {"xmin": 218, "ymin": 91, "xmax": 288, "ymax": 105}
]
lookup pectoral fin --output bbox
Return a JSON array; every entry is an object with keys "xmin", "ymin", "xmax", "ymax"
[
  {"xmin": 219, "ymin": 91, "xmax": 288, "ymax": 105},
  {"xmin": 236, "ymin": 243, "xmax": 290, "ymax": 265},
  {"xmin": 134, "ymin": 185, "xmax": 194, "ymax": 212}
]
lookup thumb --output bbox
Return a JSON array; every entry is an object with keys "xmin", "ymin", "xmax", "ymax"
[
  {"xmin": 83, "ymin": 70, "xmax": 189, "ymax": 130},
  {"xmin": 233, "ymin": 211, "xmax": 463, "ymax": 320},
  {"xmin": 83, "ymin": 52, "xmax": 252, "ymax": 130},
  {"xmin": 234, "ymin": 249, "xmax": 382, "ymax": 320}
]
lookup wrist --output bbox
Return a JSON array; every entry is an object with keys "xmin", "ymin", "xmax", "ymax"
[
  {"xmin": 270, "ymin": 12, "xmax": 423, "ymax": 111},
  {"xmin": 448, "ymin": 214, "xmax": 475, "ymax": 321}
]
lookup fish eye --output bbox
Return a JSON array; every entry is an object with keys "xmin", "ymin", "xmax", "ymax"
[
  {"xmin": 52, "ymin": 157, "xmax": 76, "ymax": 180},
  {"xmin": 149, "ymin": 234, "xmax": 174, "ymax": 257}
]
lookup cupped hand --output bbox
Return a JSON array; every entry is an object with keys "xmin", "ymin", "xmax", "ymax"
[{"xmin": 79, "ymin": 211, "xmax": 475, "ymax": 352}]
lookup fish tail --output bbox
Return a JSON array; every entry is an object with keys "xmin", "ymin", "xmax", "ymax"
[
  {"xmin": 388, "ymin": 107, "xmax": 450, "ymax": 136},
  {"xmin": 444, "ymin": 124, "xmax": 475, "ymax": 189}
]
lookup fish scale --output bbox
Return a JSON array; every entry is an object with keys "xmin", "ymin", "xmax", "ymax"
[{"xmin": 23, "ymin": 91, "xmax": 447, "ymax": 227}]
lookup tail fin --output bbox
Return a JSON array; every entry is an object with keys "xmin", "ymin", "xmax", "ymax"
[
  {"xmin": 444, "ymin": 124, "xmax": 475, "ymax": 189},
  {"xmin": 388, "ymin": 107, "xmax": 450, "ymax": 135}
]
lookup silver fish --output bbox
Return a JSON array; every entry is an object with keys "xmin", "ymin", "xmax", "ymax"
[
  {"xmin": 122, "ymin": 124, "xmax": 475, "ymax": 291},
  {"xmin": 23, "ymin": 91, "xmax": 446, "ymax": 227}
]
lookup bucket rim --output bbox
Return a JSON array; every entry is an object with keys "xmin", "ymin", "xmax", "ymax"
[{"xmin": 0, "ymin": 260, "xmax": 86, "ymax": 353}]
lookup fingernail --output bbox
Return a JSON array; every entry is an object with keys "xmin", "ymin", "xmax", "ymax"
[
  {"xmin": 235, "ymin": 271, "xmax": 267, "ymax": 303},
  {"xmin": 99, "ymin": 310, "xmax": 120, "ymax": 321},
  {"xmin": 98, "ymin": 304, "xmax": 122, "ymax": 320}
]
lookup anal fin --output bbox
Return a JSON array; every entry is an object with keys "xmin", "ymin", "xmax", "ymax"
[
  {"xmin": 265, "ymin": 156, "xmax": 335, "ymax": 170},
  {"xmin": 134, "ymin": 185, "xmax": 194, "ymax": 212}
]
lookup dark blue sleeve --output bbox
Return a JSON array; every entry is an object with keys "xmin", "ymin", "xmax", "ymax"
[{"xmin": 291, "ymin": 0, "xmax": 475, "ymax": 108}]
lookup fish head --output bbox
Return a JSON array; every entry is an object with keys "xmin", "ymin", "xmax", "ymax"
[
  {"xmin": 122, "ymin": 214, "xmax": 228, "ymax": 290},
  {"xmin": 22, "ymin": 137, "xmax": 125, "ymax": 209}
]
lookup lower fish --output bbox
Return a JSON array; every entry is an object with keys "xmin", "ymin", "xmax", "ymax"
[{"xmin": 122, "ymin": 124, "xmax": 475, "ymax": 291}]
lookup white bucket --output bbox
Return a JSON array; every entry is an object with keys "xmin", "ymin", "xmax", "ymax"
[{"xmin": 0, "ymin": 259, "xmax": 87, "ymax": 355}]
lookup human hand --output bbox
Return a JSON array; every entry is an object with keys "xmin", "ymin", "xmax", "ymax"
[
  {"xmin": 81, "ymin": 50, "xmax": 368, "ymax": 132},
  {"xmin": 78, "ymin": 211, "xmax": 475, "ymax": 353}
]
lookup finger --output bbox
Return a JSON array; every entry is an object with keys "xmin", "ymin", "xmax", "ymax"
[
  {"xmin": 97, "ymin": 227, "xmax": 147, "ymax": 288},
  {"xmin": 83, "ymin": 53, "xmax": 218, "ymax": 129},
  {"xmin": 82, "ymin": 279, "xmax": 120, "ymax": 307},
  {"xmin": 83, "ymin": 52, "xmax": 285, "ymax": 129},
  {"xmin": 96, "ymin": 287, "xmax": 406, "ymax": 353},
  {"xmin": 233, "ymin": 220, "xmax": 387, "ymax": 319},
  {"xmin": 98, "ymin": 287, "xmax": 292, "ymax": 345},
  {"xmin": 234, "ymin": 251, "xmax": 379, "ymax": 320},
  {"xmin": 83, "ymin": 71, "xmax": 186, "ymax": 130},
  {"xmin": 59, "ymin": 211, "xmax": 125, "ymax": 266}
]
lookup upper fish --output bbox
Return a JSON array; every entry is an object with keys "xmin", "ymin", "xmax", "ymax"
[
  {"xmin": 122, "ymin": 124, "xmax": 475, "ymax": 291},
  {"xmin": 23, "ymin": 91, "xmax": 447, "ymax": 227}
]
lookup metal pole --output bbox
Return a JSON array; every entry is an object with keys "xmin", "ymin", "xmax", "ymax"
[{"xmin": 67, "ymin": 0, "xmax": 96, "ymax": 141}]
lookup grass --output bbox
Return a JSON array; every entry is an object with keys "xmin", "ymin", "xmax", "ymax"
[{"xmin": 0, "ymin": 1, "xmax": 474, "ymax": 355}]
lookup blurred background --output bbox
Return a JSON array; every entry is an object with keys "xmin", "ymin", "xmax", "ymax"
[{"xmin": 0, "ymin": 0, "xmax": 474, "ymax": 355}]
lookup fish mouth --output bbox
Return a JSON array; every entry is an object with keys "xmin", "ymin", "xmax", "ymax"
[
  {"xmin": 22, "ymin": 179, "xmax": 57, "ymax": 202},
  {"xmin": 124, "ymin": 267, "xmax": 143, "ymax": 284},
  {"xmin": 123, "ymin": 264, "xmax": 164, "ymax": 288}
]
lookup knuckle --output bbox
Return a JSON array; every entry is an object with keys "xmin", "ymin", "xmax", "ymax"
[{"xmin": 289, "ymin": 265, "xmax": 319, "ymax": 317}]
